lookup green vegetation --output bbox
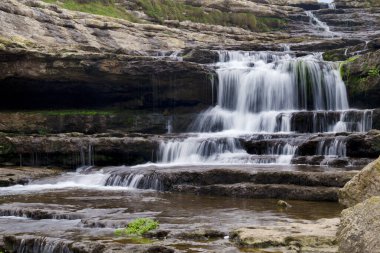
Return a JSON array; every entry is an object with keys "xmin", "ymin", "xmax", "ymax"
[
  {"xmin": 23, "ymin": 109, "xmax": 115, "ymax": 116},
  {"xmin": 368, "ymin": 67, "xmax": 380, "ymax": 77},
  {"xmin": 42, "ymin": 0, "xmax": 286, "ymax": 31},
  {"xmin": 115, "ymin": 218, "xmax": 159, "ymax": 236},
  {"xmin": 137, "ymin": 0, "xmax": 285, "ymax": 31},
  {"xmin": 42, "ymin": 0, "xmax": 138, "ymax": 21},
  {"xmin": 339, "ymin": 55, "xmax": 360, "ymax": 79}
]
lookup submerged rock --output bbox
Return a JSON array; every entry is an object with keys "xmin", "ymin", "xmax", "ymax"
[
  {"xmin": 277, "ymin": 200, "xmax": 292, "ymax": 208},
  {"xmin": 339, "ymin": 156, "xmax": 380, "ymax": 207},
  {"xmin": 337, "ymin": 196, "xmax": 380, "ymax": 253}
]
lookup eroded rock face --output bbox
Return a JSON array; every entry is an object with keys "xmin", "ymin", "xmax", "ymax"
[
  {"xmin": 339, "ymin": 156, "xmax": 380, "ymax": 207},
  {"xmin": 0, "ymin": 111, "xmax": 196, "ymax": 134},
  {"xmin": 335, "ymin": 0, "xmax": 380, "ymax": 8},
  {"xmin": 0, "ymin": 133, "xmax": 160, "ymax": 168},
  {"xmin": 337, "ymin": 196, "xmax": 380, "ymax": 253},
  {"xmin": 0, "ymin": 50, "xmax": 213, "ymax": 110}
]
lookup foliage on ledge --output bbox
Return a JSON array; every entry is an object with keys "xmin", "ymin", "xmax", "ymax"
[{"xmin": 42, "ymin": 0, "xmax": 286, "ymax": 32}]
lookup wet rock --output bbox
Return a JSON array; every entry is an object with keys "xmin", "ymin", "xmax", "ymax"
[
  {"xmin": 105, "ymin": 166, "xmax": 357, "ymax": 190},
  {"xmin": 0, "ymin": 167, "xmax": 62, "ymax": 187},
  {"xmin": 339, "ymin": 156, "xmax": 380, "ymax": 207},
  {"xmin": 70, "ymin": 241, "xmax": 106, "ymax": 253},
  {"xmin": 0, "ymin": 51, "xmax": 213, "ymax": 110},
  {"xmin": 0, "ymin": 134, "xmax": 160, "ymax": 168},
  {"xmin": 230, "ymin": 218, "xmax": 338, "ymax": 251},
  {"xmin": 182, "ymin": 49, "xmax": 219, "ymax": 64},
  {"xmin": 277, "ymin": 200, "xmax": 292, "ymax": 208},
  {"xmin": 346, "ymin": 132, "xmax": 380, "ymax": 158},
  {"xmin": 172, "ymin": 183, "xmax": 340, "ymax": 201},
  {"xmin": 177, "ymin": 229, "xmax": 226, "ymax": 240},
  {"xmin": 144, "ymin": 246, "xmax": 174, "ymax": 253},
  {"xmin": 337, "ymin": 196, "xmax": 380, "ymax": 253},
  {"xmin": 0, "ymin": 203, "xmax": 83, "ymax": 220},
  {"xmin": 0, "ymin": 111, "xmax": 197, "ymax": 135},
  {"xmin": 143, "ymin": 230, "xmax": 170, "ymax": 239}
]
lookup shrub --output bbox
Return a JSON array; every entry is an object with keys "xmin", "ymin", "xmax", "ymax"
[{"xmin": 115, "ymin": 218, "xmax": 159, "ymax": 236}]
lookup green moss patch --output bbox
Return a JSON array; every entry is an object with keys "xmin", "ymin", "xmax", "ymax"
[
  {"xmin": 42, "ymin": 0, "xmax": 139, "ymax": 21},
  {"xmin": 137, "ymin": 0, "xmax": 285, "ymax": 32},
  {"xmin": 115, "ymin": 218, "xmax": 159, "ymax": 236}
]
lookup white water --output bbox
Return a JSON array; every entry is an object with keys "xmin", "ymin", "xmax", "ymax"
[
  {"xmin": 157, "ymin": 51, "xmax": 372, "ymax": 166},
  {"xmin": 0, "ymin": 172, "xmax": 133, "ymax": 195},
  {"xmin": 305, "ymin": 11, "xmax": 334, "ymax": 36},
  {"xmin": 317, "ymin": 137, "xmax": 347, "ymax": 157}
]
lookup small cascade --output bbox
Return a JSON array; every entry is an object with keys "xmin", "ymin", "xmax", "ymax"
[
  {"xmin": 156, "ymin": 50, "xmax": 373, "ymax": 166},
  {"xmin": 333, "ymin": 109, "xmax": 373, "ymax": 132},
  {"xmin": 14, "ymin": 237, "xmax": 73, "ymax": 253},
  {"xmin": 328, "ymin": 2, "xmax": 336, "ymax": 9},
  {"xmin": 154, "ymin": 50, "xmax": 183, "ymax": 61},
  {"xmin": 317, "ymin": 137, "xmax": 347, "ymax": 157},
  {"xmin": 166, "ymin": 116, "xmax": 173, "ymax": 134},
  {"xmin": 305, "ymin": 11, "xmax": 331, "ymax": 35},
  {"xmin": 77, "ymin": 144, "xmax": 94, "ymax": 171},
  {"xmin": 282, "ymin": 44, "xmax": 291, "ymax": 52},
  {"xmin": 105, "ymin": 172, "xmax": 163, "ymax": 190}
]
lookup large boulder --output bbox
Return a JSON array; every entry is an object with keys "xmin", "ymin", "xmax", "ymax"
[
  {"xmin": 337, "ymin": 196, "xmax": 380, "ymax": 253},
  {"xmin": 338, "ymin": 156, "xmax": 380, "ymax": 207}
]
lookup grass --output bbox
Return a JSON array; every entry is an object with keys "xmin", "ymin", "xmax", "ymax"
[
  {"xmin": 42, "ymin": 0, "xmax": 286, "ymax": 31},
  {"xmin": 136, "ymin": 0, "xmax": 285, "ymax": 32},
  {"xmin": 115, "ymin": 218, "xmax": 159, "ymax": 236},
  {"xmin": 2, "ymin": 109, "xmax": 116, "ymax": 116},
  {"xmin": 42, "ymin": 0, "xmax": 138, "ymax": 21}
]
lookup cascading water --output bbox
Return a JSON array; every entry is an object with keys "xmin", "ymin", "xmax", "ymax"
[
  {"xmin": 305, "ymin": 11, "xmax": 331, "ymax": 33},
  {"xmin": 158, "ymin": 51, "xmax": 373, "ymax": 166}
]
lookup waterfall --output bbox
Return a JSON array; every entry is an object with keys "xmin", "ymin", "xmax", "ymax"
[
  {"xmin": 305, "ymin": 11, "xmax": 334, "ymax": 36},
  {"xmin": 317, "ymin": 137, "xmax": 347, "ymax": 157},
  {"xmin": 105, "ymin": 172, "xmax": 163, "ymax": 190},
  {"xmin": 328, "ymin": 3, "xmax": 336, "ymax": 9},
  {"xmin": 157, "ymin": 51, "xmax": 372, "ymax": 166}
]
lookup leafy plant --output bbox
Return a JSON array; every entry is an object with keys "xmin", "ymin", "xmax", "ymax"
[
  {"xmin": 115, "ymin": 218, "xmax": 159, "ymax": 236},
  {"xmin": 368, "ymin": 67, "xmax": 380, "ymax": 77}
]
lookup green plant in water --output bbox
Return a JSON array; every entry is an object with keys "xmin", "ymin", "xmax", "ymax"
[{"xmin": 115, "ymin": 218, "xmax": 159, "ymax": 236}]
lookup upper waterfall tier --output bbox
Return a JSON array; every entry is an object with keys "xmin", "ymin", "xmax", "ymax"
[
  {"xmin": 191, "ymin": 51, "xmax": 361, "ymax": 134},
  {"xmin": 216, "ymin": 51, "xmax": 348, "ymax": 112}
]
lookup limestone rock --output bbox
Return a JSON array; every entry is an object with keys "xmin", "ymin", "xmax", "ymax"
[
  {"xmin": 339, "ymin": 156, "xmax": 380, "ymax": 207},
  {"xmin": 230, "ymin": 218, "xmax": 339, "ymax": 252},
  {"xmin": 337, "ymin": 196, "xmax": 380, "ymax": 253}
]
